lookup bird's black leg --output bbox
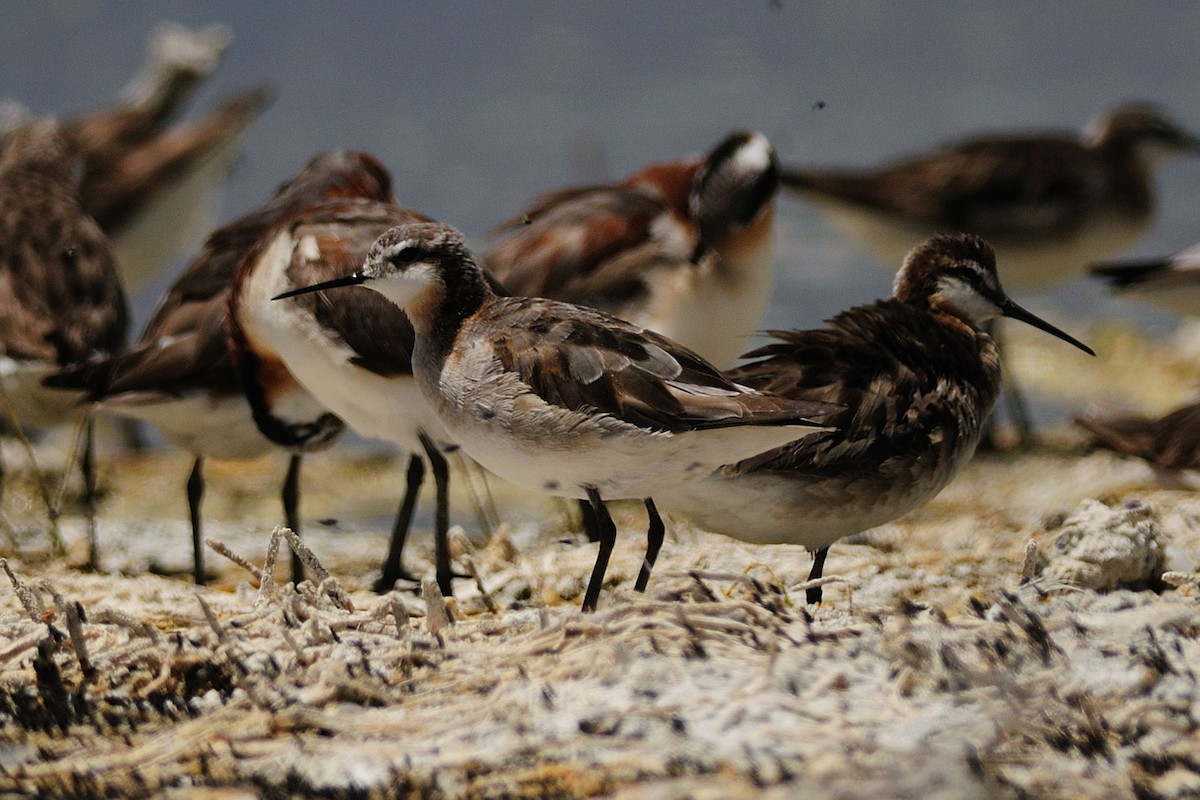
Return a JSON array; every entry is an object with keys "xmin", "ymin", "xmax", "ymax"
[
  {"xmin": 81, "ymin": 415, "xmax": 99, "ymax": 571},
  {"xmin": 419, "ymin": 433, "xmax": 456, "ymax": 597},
  {"xmin": 187, "ymin": 457, "xmax": 205, "ymax": 585},
  {"xmin": 635, "ymin": 498, "xmax": 664, "ymax": 593},
  {"xmin": 806, "ymin": 546, "xmax": 830, "ymax": 605},
  {"xmin": 578, "ymin": 498, "xmax": 601, "ymax": 542},
  {"xmin": 282, "ymin": 454, "xmax": 304, "ymax": 583},
  {"xmin": 373, "ymin": 454, "xmax": 425, "ymax": 592},
  {"xmin": 581, "ymin": 487, "xmax": 617, "ymax": 613}
]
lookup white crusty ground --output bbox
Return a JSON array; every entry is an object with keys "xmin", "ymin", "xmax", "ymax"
[{"xmin": 0, "ymin": 318, "xmax": 1199, "ymax": 798}]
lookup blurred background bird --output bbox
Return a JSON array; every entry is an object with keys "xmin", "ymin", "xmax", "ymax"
[
  {"xmin": 0, "ymin": 119, "xmax": 129, "ymax": 566},
  {"xmin": 780, "ymin": 104, "xmax": 1200, "ymax": 446},
  {"xmin": 5, "ymin": 21, "xmax": 272, "ymax": 298}
]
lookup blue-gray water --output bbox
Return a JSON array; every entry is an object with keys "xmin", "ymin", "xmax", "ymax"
[{"xmin": 5, "ymin": 3, "xmax": 1200, "ymax": 349}]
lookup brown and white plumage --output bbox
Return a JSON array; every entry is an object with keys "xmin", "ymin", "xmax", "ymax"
[
  {"xmin": 656, "ymin": 234, "xmax": 1095, "ymax": 603},
  {"xmin": 0, "ymin": 121, "xmax": 128, "ymax": 411},
  {"xmin": 485, "ymin": 130, "xmax": 779, "ymax": 368},
  {"xmin": 0, "ymin": 119, "xmax": 129, "ymax": 566},
  {"xmin": 276, "ymin": 222, "xmax": 835, "ymax": 611},
  {"xmin": 46, "ymin": 150, "xmax": 392, "ymax": 584},
  {"xmin": 783, "ymin": 104, "xmax": 1200, "ymax": 290},
  {"xmin": 231, "ymin": 195, "xmax": 469, "ymax": 594}
]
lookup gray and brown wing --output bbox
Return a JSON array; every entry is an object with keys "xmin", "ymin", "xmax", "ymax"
[
  {"xmin": 784, "ymin": 137, "xmax": 1127, "ymax": 239},
  {"xmin": 278, "ymin": 200, "xmax": 432, "ymax": 376},
  {"xmin": 484, "ymin": 185, "xmax": 670, "ymax": 308},
  {"xmin": 479, "ymin": 297, "xmax": 834, "ymax": 433}
]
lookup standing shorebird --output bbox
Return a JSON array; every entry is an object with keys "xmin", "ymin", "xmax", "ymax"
[
  {"xmin": 231, "ymin": 195, "xmax": 470, "ymax": 595},
  {"xmin": 486, "ymin": 130, "xmax": 781, "ymax": 541},
  {"xmin": 61, "ymin": 22, "xmax": 271, "ymax": 294},
  {"xmin": 1090, "ymin": 243, "xmax": 1200, "ymax": 319},
  {"xmin": 782, "ymin": 105, "xmax": 1198, "ymax": 441},
  {"xmin": 485, "ymin": 130, "xmax": 780, "ymax": 369},
  {"xmin": 44, "ymin": 151, "xmax": 392, "ymax": 584},
  {"xmin": 782, "ymin": 104, "xmax": 1200, "ymax": 289},
  {"xmin": 276, "ymin": 222, "xmax": 835, "ymax": 611},
  {"xmin": 655, "ymin": 234, "xmax": 1095, "ymax": 604},
  {"xmin": 0, "ymin": 120, "xmax": 129, "ymax": 564}
]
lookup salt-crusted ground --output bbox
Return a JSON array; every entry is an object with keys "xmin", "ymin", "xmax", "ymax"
[{"xmin": 1, "ymin": 320, "xmax": 1200, "ymax": 799}]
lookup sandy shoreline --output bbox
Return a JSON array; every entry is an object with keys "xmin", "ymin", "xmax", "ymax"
[{"xmin": 1, "ymin": 321, "xmax": 1200, "ymax": 798}]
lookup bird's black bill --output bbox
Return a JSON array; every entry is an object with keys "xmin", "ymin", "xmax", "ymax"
[
  {"xmin": 272, "ymin": 272, "xmax": 367, "ymax": 301},
  {"xmin": 1001, "ymin": 298, "xmax": 1095, "ymax": 356}
]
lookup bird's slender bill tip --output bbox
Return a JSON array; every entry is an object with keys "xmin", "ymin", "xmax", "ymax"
[
  {"xmin": 1001, "ymin": 299, "xmax": 1096, "ymax": 357},
  {"xmin": 272, "ymin": 272, "xmax": 367, "ymax": 301}
]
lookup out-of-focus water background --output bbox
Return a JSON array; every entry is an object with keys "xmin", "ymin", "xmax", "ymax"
[{"xmin": 5, "ymin": 2, "xmax": 1200, "ymax": 357}]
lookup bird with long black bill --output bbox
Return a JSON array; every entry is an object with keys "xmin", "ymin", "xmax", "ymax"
[
  {"xmin": 276, "ymin": 222, "xmax": 836, "ymax": 611},
  {"xmin": 44, "ymin": 150, "xmax": 397, "ymax": 584},
  {"xmin": 781, "ymin": 104, "xmax": 1198, "ymax": 443},
  {"xmin": 231, "ymin": 193, "xmax": 485, "ymax": 596},
  {"xmin": 656, "ymin": 233, "xmax": 1095, "ymax": 604},
  {"xmin": 485, "ymin": 130, "xmax": 781, "ymax": 543}
]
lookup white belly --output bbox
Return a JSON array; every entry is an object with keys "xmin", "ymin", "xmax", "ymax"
[
  {"xmin": 633, "ymin": 231, "xmax": 775, "ymax": 368},
  {"xmin": 239, "ymin": 232, "xmax": 445, "ymax": 453},
  {"xmin": 98, "ymin": 391, "xmax": 272, "ymax": 460}
]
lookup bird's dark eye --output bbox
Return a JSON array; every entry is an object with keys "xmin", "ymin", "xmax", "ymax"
[{"xmin": 61, "ymin": 247, "xmax": 76, "ymax": 265}]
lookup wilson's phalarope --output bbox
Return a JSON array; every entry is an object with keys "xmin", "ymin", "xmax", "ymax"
[
  {"xmin": 485, "ymin": 130, "xmax": 779, "ymax": 369},
  {"xmin": 1091, "ymin": 243, "xmax": 1200, "ymax": 318},
  {"xmin": 231, "ymin": 192, "xmax": 475, "ymax": 595},
  {"xmin": 783, "ymin": 105, "xmax": 1196, "ymax": 442},
  {"xmin": 44, "ymin": 151, "xmax": 392, "ymax": 583},
  {"xmin": 782, "ymin": 104, "xmax": 1200, "ymax": 290},
  {"xmin": 0, "ymin": 120, "xmax": 129, "ymax": 565},
  {"xmin": 276, "ymin": 222, "xmax": 836, "ymax": 611},
  {"xmin": 656, "ymin": 234, "xmax": 1095, "ymax": 603},
  {"xmin": 62, "ymin": 23, "xmax": 271, "ymax": 294}
]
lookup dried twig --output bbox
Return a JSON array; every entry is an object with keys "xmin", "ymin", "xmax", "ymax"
[
  {"xmin": 2, "ymin": 557, "xmax": 46, "ymax": 622},
  {"xmin": 1020, "ymin": 539, "xmax": 1042, "ymax": 585},
  {"xmin": 421, "ymin": 579, "xmax": 453, "ymax": 640},
  {"xmin": 44, "ymin": 588, "xmax": 93, "ymax": 680},
  {"xmin": 1162, "ymin": 571, "xmax": 1200, "ymax": 591},
  {"xmin": 389, "ymin": 593, "xmax": 411, "ymax": 637},
  {"xmin": 258, "ymin": 526, "xmax": 283, "ymax": 602},
  {"xmin": 280, "ymin": 527, "xmax": 353, "ymax": 611},
  {"xmin": 206, "ymin": 537, "xmax": 263, "ymax": 582}
]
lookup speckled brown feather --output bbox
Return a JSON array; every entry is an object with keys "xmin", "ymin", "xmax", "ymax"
[
  {"xmin": 724, "ymin": 298, "xmax": 1000, "ymax": 477},
  {"xmin": 484, "ymin": 167, "xmax": 694, "ymax": 313},
  {"xmin": 784, "ymin": 136, "xmax": 1149, "ymax": 239},
  {"xmin": 0, "ymin": 121, "xmax": 127, "ymax": 366},
  {"xmin": 47, "ymin": 150, "xmax": 392, "ymax": 401},
  {"xmin": 781, "ymin": 106, "xmax": 1198, "ymax": 241},
  {"xmin": 471, "ymin": 295, "xmax": 837, "ymax": 434}
]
